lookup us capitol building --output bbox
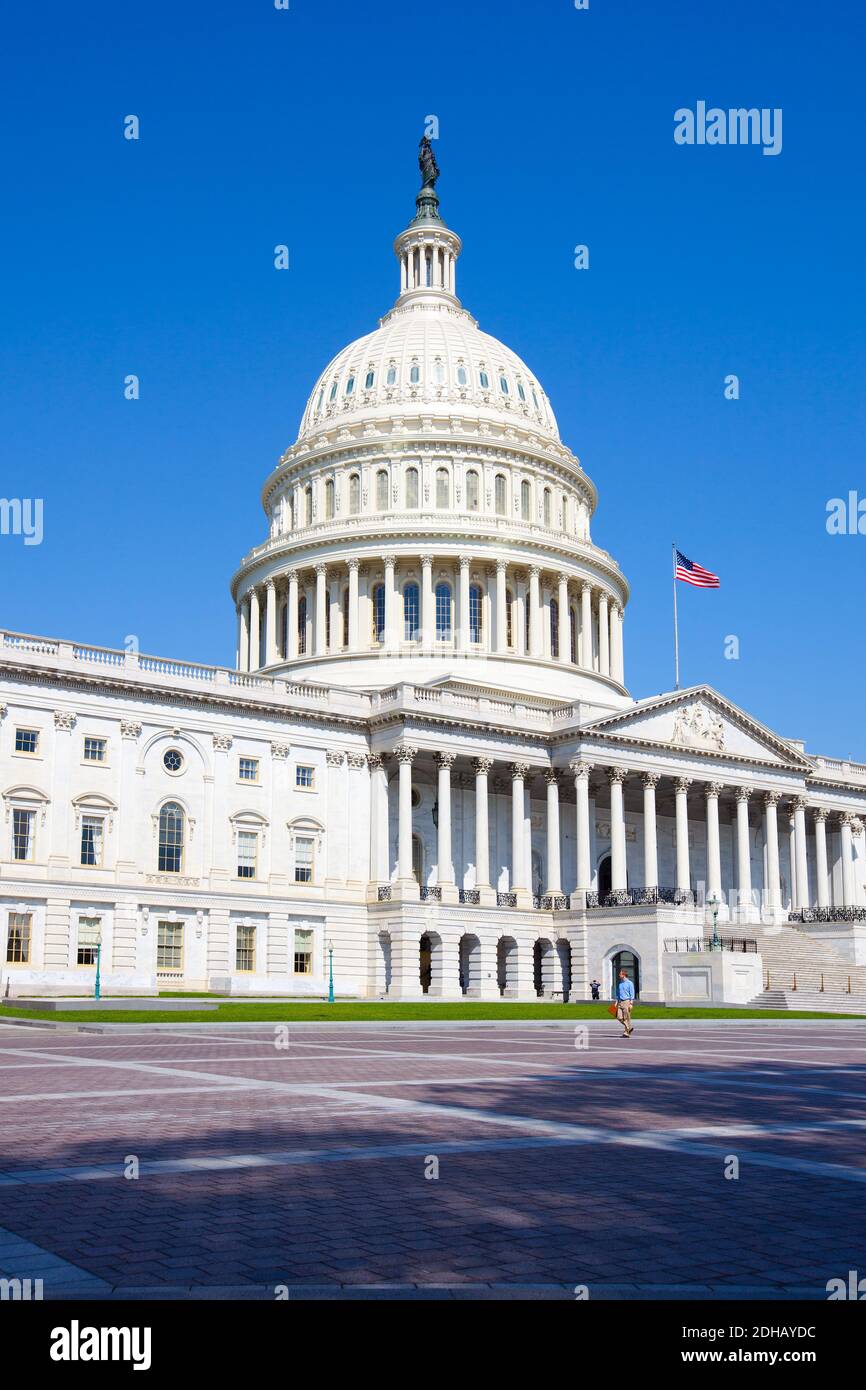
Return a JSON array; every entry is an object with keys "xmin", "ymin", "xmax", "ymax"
[{"xmin": 3, "ymin": 145, "xmax": 866, "ymax": 1006}]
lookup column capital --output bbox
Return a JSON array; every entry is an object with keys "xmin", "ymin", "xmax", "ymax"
[
  {"xmin": 607, "ymin": 766, "xmax": 626, "ymax": 785},
  {"xmin": 611, "ymin": 600, "xmax": 623, "ymax": 618},
  {"xmin": 347, "ymin": 752, "xmax": 367, "ymax": 769},
  {"xmin": 473, "ymin": 756, "xmax": 493, "ymax": 776},
  {"xmin": 791, "ymin": 796, "xmax": 807, "ymax": 812},
  {"xmin": 383, "ymin": 554, "xmax": 396, "ymax": 569},
  {"xmin": 265, "ymin": 577, "xmax": 276, "ymax": 592},
  {"xmin": 511, "ymin": 761, "xmax": 530, "ymax": 780},
  {"xmin": 704, "ymin": 781, "xmax": 724, "ymax": 798},
  {"xmin": 529, "ymin": 564, "xmax": 541, "ymax": 579},
  {"xmin": 366, "ymin": 753, "xmax": 384, "ymax": 771},
  {"xmin": 675, "ymin": 777, "xmax": 692, "ymax": 795},
  {"xmin": 314, "ymin": 562, "xmax": 328, "ymax": 577},
  {"xmin": 285, "ymin": 567, "xmax": 299, "ymax": 584},
  {"xmin": 54, "ymin": 710, "xmax": 76, "ymax": 731},
  {"xmin": 346, "ymin": 557, "xmax": 360, "ymax": 572},
  {"xmin": 814, "ymin": 807, "xmax": 829, "ymax": 823},
  {"xmin": 496, "ymin": 558, "xmax": 507, "ymax": 574},
  {"xmin": 212, "ymin": 734, "xmax": 233, "ymax": 753},
  {"xmin": 393, "ymin": 744, "xmax": 417, "ymax": 765},
  {"xmin": 641, "ymin": 772, "xmax": 660, "ymax": 790},
  {"xmin": 763, "ymin": 791, "xmax": 781, "ymax": 808},
  {"xmin": 420, "ymin": 553, "xmax": 434, "ymax": 568},
  {"xmin": 435, "ymin": 751, "xmax": 456, "ymax": 769},
  {"xmin": 557, "ymin": 572, "xmax": 569, "ymax": 587},
  {"xmin": 246, "ymin": 586, "xmax": 257, "ymax": 602},
  {"xmin": 839, "ymin": 812, "xmax": 858, "ymax": 829},
  {"xmin": 581, "ymin": 580, "xmax": 593, "ymax": 596},
  {"xmin": 120, "ymin": 720, "xmax": 142, "ymax": 740},
  {"xmin": 270, "ymin": 742, "xmax": 290, "ymax": 760},
  {"xmin": 544, "ymin": 769, "xmax": 561, "ymax": 786},
  {"xmin": 325, "ymin": 750, "xmax": 345, "ymax": 768},
  {"xmin": 458, "ymin": 553, "xmax": 471, "ymax": 569},
  {"xmin": 570, "ymin": 760, "xmax": 592, "ymax": 780},
  {"xmin": 734, "ymin": 786, "xmax": 751, "ymax": 804}
]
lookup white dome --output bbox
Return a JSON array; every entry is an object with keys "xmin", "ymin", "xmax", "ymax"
[{"xmin": 296, "ymin": 187, "xmax": 559, "ymax": 446}]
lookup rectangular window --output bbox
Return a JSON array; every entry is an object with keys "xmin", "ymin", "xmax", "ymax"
[
  {"xmin": 12, "ymin": 808, "xmax": 35, "ymax": 862},
  {"xmin": 83, "ymin": 736, "xmax": 107, "ymax": 763},
  {"xmin": 469, "ymin": 586, "xmax": 483, "ymax": 644},
  {"xmin": 14, "ymin": 728, "xmax": 39, "ymax": 755},
  {"xmin": 236, "ymin": 923, "xmax": 256, "ymax": 973},
  {"xmin": 156, "ymin": 921, "xmax": 183, "ymax": 974},
  {"xmin": 77, "ymin": 916, "xmax": 101, "ymax": 966},
  {"xmin": 237, "ymin": 830, "xmax": 258, "ymax": 879},
  {"xmin": 238, "ymin": 756, "xmax": 259, "ymax": 782},
  {"xmin": 6, "ymin": 912, "xmax": 31, "ymax": 964},
  {"xmin": 293, "ymin": 927, "xmax": 314, "ymax": 974},
  {"xmin": 435, "ymin": 586, "xmax": 452, "ymax": 641},
  {"xmin": 80, "ymin": 815, "xmax": 104, "ymax": 867},
  {"xmin": 295, "ymin": 765, "xmax": 315, "ymax": 790},
  {"xmin": 294, "ymin": 835, "xmax": 314, "ymax": 883}
]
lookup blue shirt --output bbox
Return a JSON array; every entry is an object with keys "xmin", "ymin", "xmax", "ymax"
[{"xmin": 616, "ymin": 978, "xmax": 635, "ymax": 1001}]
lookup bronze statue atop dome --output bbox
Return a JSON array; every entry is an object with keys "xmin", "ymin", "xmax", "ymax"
[{"xmin": 418, "ymin": 135, "xmax": 440, "ymax": 189}]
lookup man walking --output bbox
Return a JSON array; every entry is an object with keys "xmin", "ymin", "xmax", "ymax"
[{"xmin": 615, "ymin": 968, "xmax": 635, "ymax": 1037}]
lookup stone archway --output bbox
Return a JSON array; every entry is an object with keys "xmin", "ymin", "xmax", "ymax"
[
  {"xmin": 610, "ymin": 947, "xmax": 641, "ymax": 1000},
  {"xmin": 497, "ymin": 936, "xmax": 518, "ymax": 996},
  {"xmin": 556, "ymin": 939, "xmax": 572, "ymax": 1002},
  {"xmin": 459, "ymin": 933, "xmax": 481, "ymax": 996},
  {"xmin": 533, "ymin": 937, "xmax": 555, "ymax": 996},
  {"xmin": 419, "ymin": 931, "xmax": 443, "ymax": 995}
]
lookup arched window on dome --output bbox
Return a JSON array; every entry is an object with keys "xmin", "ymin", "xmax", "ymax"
[
  {"xmin": 479, "ymin": 368, "xmax": 490, "ymax": 390},
  {"xmin": 494, "ymin": 474, "xmax": 507, "ymax": 517},
  {"xmin": 569, "ymin": 607, "xmax": 577, "ymax": 665},
  {"xmin": 365, "ymin": 369, "xmax": 375, "ymax": 390},
  {"xmin": 456, "ymin": 364, "xmax": 468, "ymax": 387},
  {"xmin": 403, "ymin": 583, "xmax": 420, "ymax": 642},
  {"xmin": 316, "ymin": 387, "xmax": 325, "ymax": 413},
  {"xmin": 433, "ymin": 360, "xmax": 445, "ymax": 386},
  {"xmin": 517, "ymin": 381, "xmax": 526, "ymax": 403},
  {"xmin": 506, "ymin": 589, "xmax": 514, "ymax": 649},
  {"xmin": 158, "ymin": 802, "xmax": 185, "ymax": 875},
  {"xmin": 435, "ymin": 468, "xmax": 450, "ymax": 509},
  {"xmin": 409, "ymin": 363, "xmax": 420, "ymax": 385},
  {"xmin": 550, "ymin": 598, "xmax": 560, "ymax": 659},
  {"xmin": 386, "ymin": 364, "xmax": 397, "ymax": 386},
  {"xmin": 376, "ymin": 469, "xmax": 389, "ymax": 511},
  {"xmin": 469, "ymin": 584, "xmax": 483, "ymax": 645},
  {"xmin": 345, "ymin": 374, "xmax": 355, "ymax": 396},
  {"xmin": 543, "ymin": 488, "xmax": 552, "ymax": 527},
  {"xmin": 304, "ymin": 486, "xmax": 313, "ymax": 527},
  {"xmin": 562, "ymin": 495, "xmax": 570, "ymax": 533},
  {"xmin": 371, "ymin": 584, "xmax": 386, "ymax": 644},
  {"xmin": 348, "ymin": 473, "xmax": 360, "ymax": 515},
  {"xmin": 531, "ymin": 388, "xmax": 540, "ymax": 411},
  {"xmin": 405, "ymin": 467, "xmax": 419, "ymax": 509},
  {"xmin": 466, "ymin": 470, "xmax": 480, "ymax": 513},
  {"xmin": 298, "ymin": 596, "xmax": 307, "ymax": 655},
  {"xmin": 520, "ymin": 479, "xmax": 531, "ymax": 521},
  {"xmin": 324, "ymin": 479, "xmax": 335, "ymax": 520},
  {"xmin": 499, "ymin": 374, "xmax": 509, "ymax": 395},
  {"xmin": 435, "ymin": 583, "xmax": 452, "ymax": 642},
  {"xmin": 329, "ymin": 380, "xmax": 338, "ymax": 403}
]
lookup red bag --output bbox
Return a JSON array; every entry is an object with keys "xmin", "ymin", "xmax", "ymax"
[{"xmin": 607, "ymin": 1003, "xmax": 618, "ymax": 1017}]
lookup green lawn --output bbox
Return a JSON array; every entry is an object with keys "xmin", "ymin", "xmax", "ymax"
[{"xmin": 1, "ymin": 1001, "xmax": 863, "ymax": 1024}]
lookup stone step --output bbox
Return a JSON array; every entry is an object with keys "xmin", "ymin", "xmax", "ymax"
[{"xmin": 746, "ymin": 989, "xmax": 866, "ymax": 1015}]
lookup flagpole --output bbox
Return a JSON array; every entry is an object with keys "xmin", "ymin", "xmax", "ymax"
[{"xmin": 672, "ymin": 542, "xmax": 680, "ymax": 690}]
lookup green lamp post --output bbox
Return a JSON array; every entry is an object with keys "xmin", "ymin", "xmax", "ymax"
[
  {"xmin": 707, "ymin": 894, "xmax": 722, "ymax": 952},
  {"xmin": 327, "ymin": 938, "xmax": 334, "ymax": 1004},
  {"xmin": 94, "ymin": 937, "xmax": 102, "ymax": 1000}
]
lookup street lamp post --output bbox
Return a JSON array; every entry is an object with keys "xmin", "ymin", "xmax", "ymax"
[
  {"xmin": 327, "ymin": 938, "xmax": 334, "ymax": 1004},
  {"xmin": 707, "ymin": 894, "xmax": 722, "ymax": 952},
  {"xmin": 94, "ymin": 939, "xmax": 102, "ymax": 1000}
]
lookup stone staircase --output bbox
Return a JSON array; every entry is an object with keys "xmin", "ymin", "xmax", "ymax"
[{"xmin": 746, "ymin": 922, "xmax": 866, "ymax": 1013}]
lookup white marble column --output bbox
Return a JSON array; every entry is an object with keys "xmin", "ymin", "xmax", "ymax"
[
  {"xmin": 511, "ymin": 762, "xmax": 528, "ymax": 893},
  {"xmin": 814, "ymin": 809, "xmax": 830, "ymax": 909},
  {"xmin": 705, "ymin": 782, "xmax": 723, "ymax": 904},
  {"xmin": 545, "ymin": 771, "xmax": 561, "ymax": 896},
  {"xmin": 264, "ymin": 579, "xmax": 277, "ymax": 665},
  {"xmin": 458, "ymin": 555, "xmax": 471, "ymax": 653},
  {"xmin": 421, "ymin": 554, "xmax": 434, "ymax": 649},
  {"xmin": 248, "ymin": 587, "xmax": 261, "ymax": 671},
  {"xmin": 286, "ymin": 570, "xmax": 299, "ymax": 661},
  {"xmin": 611, "ymin": 602, "xmax": 624, "ymax": 684},
  {"xmin": 314, "ymin": 565, "xmax": 327, "ymax": 655},
  {"xmin": 435, "ymin": 752, "xmax": 455, "ymax": 889},
  {"xmin": 557, "ymin": 574, "xmax": 570, "ymax": 665},
  {"xmin": 840, "ymin": 814, "xmax": 856, "ymax": 907},
  {"xmin": 347, "ymin": 559, "xmax": 359, "ymax": 651},
  {"xmin": 580, "ymin": 582, "xmax": 593, "ymax": 669},
  {"xmin": 735, "ymin": 788, "xmax": 753, "ymax": 916},
  {"xmin": 608, "ymin": 768, "xmax": 627, "ymax": 894},
  {"xmin": 572, "ymin": 763, "xmax": 592, "ymax": 898},
  {"xmin": 675, "ymin": 777, "xmax": 691, "ymax": 897},
  {"xmin": 383, "ymin": 555, "xmax": 398, "ymax": 650},
  {"xmin": 495, "ymin": 560, "xmax": 508, "ymax": 653},
  {"xmin": 514, "ymin": 574, "xmax": 526, "ymax": 657},
  {"xmin": 395, "ymin": 746, "xmax": 416, "ymax": 883},
  {"xmin": 598, "ymin": 592, "xmax": 610, "ymax": 677},
  {"xmin": 763, "ymin": 792, "xmax": 781, "ymax": 915},
  {"xmin": 238, "ymin": 597, "xmax": 250, "ymax": 672},
  {"xmin": 368, "ymin": 754, "xmax": 389, "ymax": 883},
  {"xmin": 473, "ymin": 757, "xmax": 492, "ymax": 890},
  {"xmin": 642, "ymin": 773, "xmax": 659, "ymax": 890},
  {"xmin": 528, "ymin": 566, "xmax": 542, "ymax": 657},
  {"xmin": 793, "ymin": 797, "xmax": 810, "ymax": 911}
]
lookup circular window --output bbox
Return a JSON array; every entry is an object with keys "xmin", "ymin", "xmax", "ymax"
[{"xmin": 163, "ymin": 748, "xmax": 184, "ymax": 773}]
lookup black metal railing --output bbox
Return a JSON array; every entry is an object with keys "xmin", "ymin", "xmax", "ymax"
[
  {"xmin": 377, "ymin": 885, "xmax": 392, "ymax": 902},
  {"xmin": 664, "ymin": 937, "xmax": 758, "ymax": 954},
  {"xmin": 497, "ymin": 891, "xmax": 517, "ymax": 908},
  {"xmin": 586, "ymin": 886, "xmax": 697, "ymax": 909},
  {"xmin": 420, "ymin": 886, "xmax": 442, "ymax": 902},
  {"xmin": 458, "ymin": 888, "xmax": 480, "ymax": 905},
  {"xmin": 789, "ymin": 907, "xmax": 866, "ymax": 924}
]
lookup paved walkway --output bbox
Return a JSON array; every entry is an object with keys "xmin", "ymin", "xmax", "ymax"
[{"xmin": 0, "ymin": 1018, "xmax": 863, "ymax": 1299}]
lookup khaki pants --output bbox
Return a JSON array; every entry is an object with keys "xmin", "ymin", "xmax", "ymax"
[{"xmin": 616, "ymin": 1001, "xmax": 633, "ymax": 1033}]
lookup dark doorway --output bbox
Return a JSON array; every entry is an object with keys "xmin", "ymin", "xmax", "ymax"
[
  {"xmin": 598, "ymin": 855, "xmax": 612, "ymax": 899},
  {"xmin": 611, "ymin": 949, "xmax": 640, "ymax": 999},
  {"xmin": 419, "ymin": 934, "xmax": 432, "ymax": 994}
]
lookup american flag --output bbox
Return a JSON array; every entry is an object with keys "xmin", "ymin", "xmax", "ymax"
[{"xmin": 675, "ymin": 550, "xmax": 720, "ymax": 588}]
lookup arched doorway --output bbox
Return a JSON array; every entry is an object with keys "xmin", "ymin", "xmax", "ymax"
[
  {"xmin": 459, "ymin": 933, "xmax": 481, "ymax": 996},
  {"xmin": 556, "ymin": 939, "xmax": 572, "ymax": 1002},
  {"xmin": 419, "ymin": 933, "xmax": 432, "ymax": 993},
  {"xmin": 377, "ymin": 931, "xmax": 392, "ymax": 995},
  {"xmin": 611, "ymin": 948, "xmax": 640, "ymax": 999},
  {"xmin": 533, "ymin": 938, "xmax": 554, "ymax": 996},
  {"xmin": 598, "ymin": 854, "xmax": 612, "ymax": 900},
  {"xmin": 497, "ymin": 936, "xmax": 518, "ymax": 996},
  {"xmin": 419, "ymin": 932, "xmax": 443, "ymax": 995}
]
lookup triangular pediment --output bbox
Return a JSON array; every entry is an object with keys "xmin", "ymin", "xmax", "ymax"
[{"xmin": 578, "ymin": 687, "xmax": 812, "ymax": 770}]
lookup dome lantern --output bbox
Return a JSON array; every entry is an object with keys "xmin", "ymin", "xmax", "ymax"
[{"xmin": 393, "ymin": 137, "xmax": 462, "ymax": 305}]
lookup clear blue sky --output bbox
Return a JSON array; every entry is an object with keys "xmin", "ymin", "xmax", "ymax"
[{"xmin": 1, "ymin": 0, "xmax": 864, "ymax": 757}]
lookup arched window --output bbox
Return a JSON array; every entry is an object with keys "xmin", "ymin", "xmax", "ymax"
[
  {"xmin": 543, "ymin": 488, "xmax": 552, "ymax": 527},
  {"xmin": 376, "ymin": 469, "xmax": 389, "ymax": 511},
  {"xmin": 158, "ymin": 802, "xmax": 184, "ymax": 874},
  {"xmin": 280, "ymin": 603, "xmax": 288, "ymax": 658},
  {"xmin": 304, "ymin": 486, "xmax": 313, "ymax": 526},
  {"xmin": 494, "ymin": 474, "xmax": 507, "ymax": 516},
  {"xmin": 435, "ymin": 468, "xmax": 449, "ymax": 509},
  {"xmin": 348, "ymin": 473, "xmax": 360, "ymax": 514},
  {"xmin": 499, "ymin": 374, "xmax": 509, "ymax": 395},
  {"xmin": 325, "ymin": 591, "xmax": 331, "ymax": 648},
  {"xmin": 328, "ymin": 379, "xmax": 338, "ymax": 402},
  {"xmin": 506, "ymin": 589, "xmax": 514, "ymax": 649},
  {"xmin": 433, "ymin": 360, "xmax": 445, "ymax": 386},
  {"xmin": 517, "ymin": 381, "xmax": 526, "ymax": 402},
  {"xmin": 405, "ymin": 467, "xmax": 419, "ymax": 509},
  {"xmin": 466, "ymin": 470, "xmax": 480, "ymax": 512},
  {"xmin": 570, "ymin": 608, "xmax": 577, "ymax": 664},
  {"xmin": 409, "ymin": 363, "xmax": 420, "ymax": 385},
  {"xmin": 371, "ymin": 584, "xmax": 385, "ymax": 644},
  {"xmin": 324, "ymin": 478, "xmax": 335, "ymax": 520},
  {"xmin": 298, "ymin": 596, "xmax": 307, "ymax": 655},
  {"xmin": 521, "ymin": 480, "xmax": 531, "ymax": 521},
  {"xmin": 469, "ymin": 584, "xmax": 483, "ymax": 644},
  {"xmin": 479, "ymin": 369, "xmax": 490, "ymax": 389},
  {"xmin": 364, "ymin": 369, "xmax": 375, "ymax": 389},
  {"xmin": 435, "ymin": 583, "xmax": 452, "ymax": 641},
  {"xmin": 403, "ymin": 582, "xmax": 420, "ymax": 641},
  {"xmin": 550, "ymin": 598, "xmax": 559, "ymax": 659},
  {"xmin": 457, "ymin": 364, "xmax": 468, "ymax": 387},
  {"xmin": 345, "ymin": 374, "xmax": 355, "ymax": 396},
  {"xmin": 386, "ymin": 364, "xmax": 397, "ymax": 386}
]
